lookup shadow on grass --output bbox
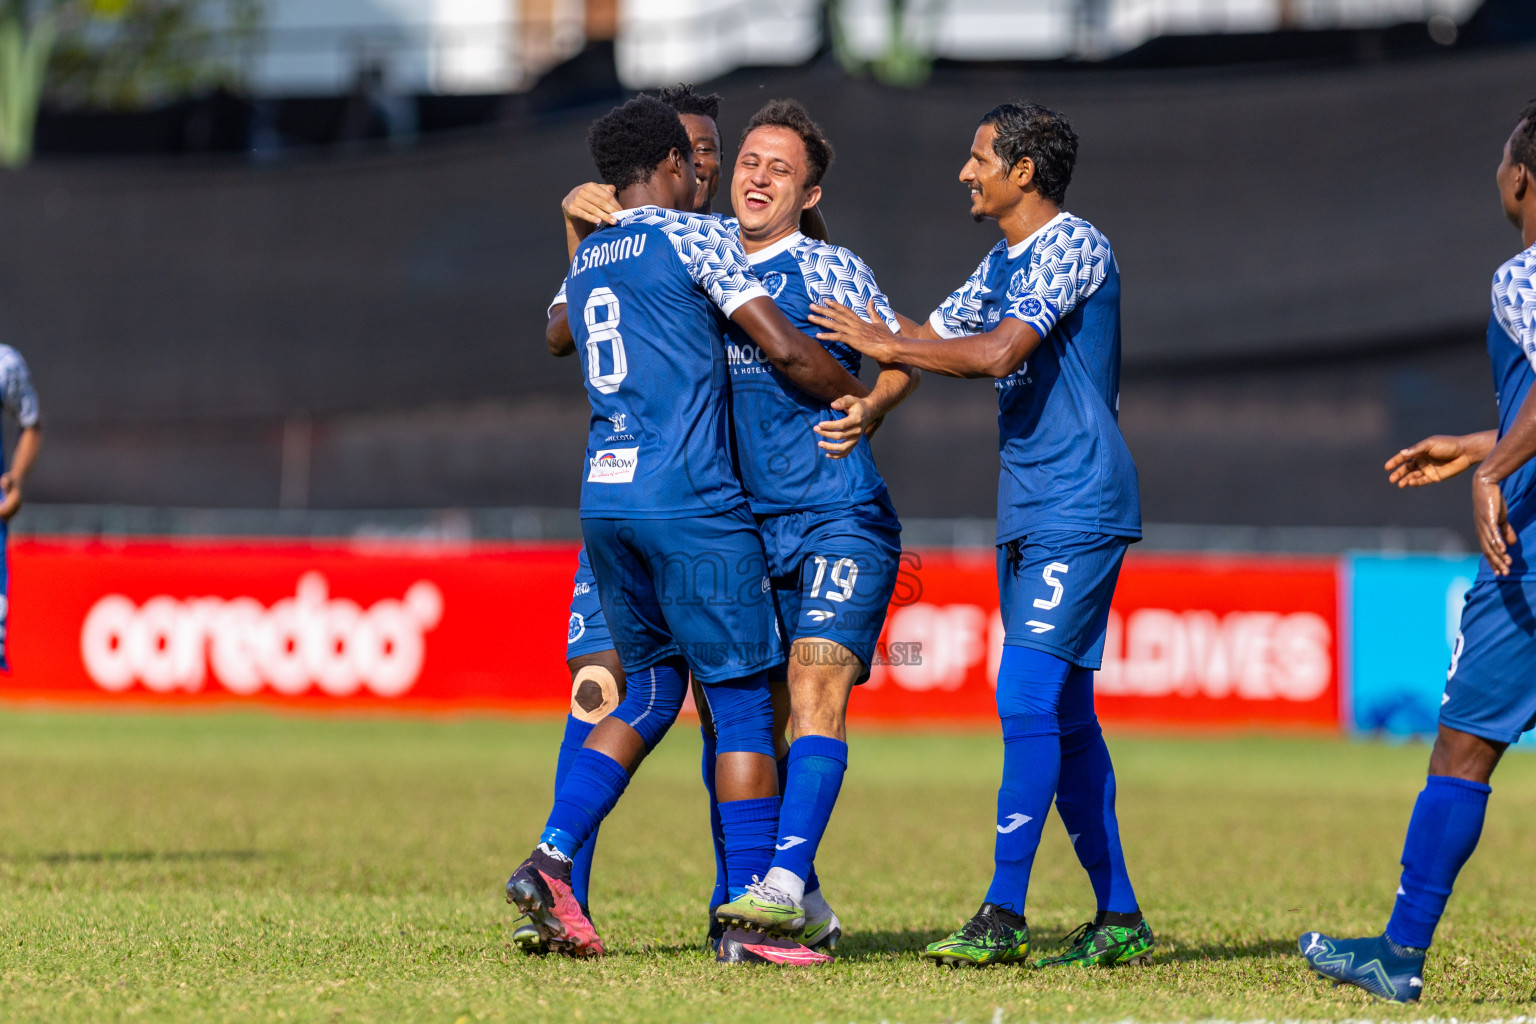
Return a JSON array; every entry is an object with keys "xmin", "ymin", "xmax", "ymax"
[
  {"xmin": 15, "ymin": 849, "xmax": 267, "ymax": 865},
  {"xmin": 821, "ymin": 929, "xmax": 1300, "ymax": 964}
]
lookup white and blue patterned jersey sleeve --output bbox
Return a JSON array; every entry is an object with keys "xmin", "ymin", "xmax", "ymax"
[
  {"xmin": 0, "ymin": 346, "xmax": 38, "ymax": 427},
  {"xmin": 801, "ymin": 243, "xmax": 901, "ymax": 333},
  {"xmin": 929, "ymin": 245, "xmax": 1001, "ymax": 339},
  {"xmin": 650, "ymin": 210, "xmax": 769, "ymax": 317},
  {"xmin": 547, "ymin": 279, "xmax": 568, "ymax": 317},
  {"xmin": 1493, "ymin": 245, "xmax": 1536, "ymax": 369},
  {"xmin": 1004, "ymin": 217, "xmax": 1113, "ymax": 338}
]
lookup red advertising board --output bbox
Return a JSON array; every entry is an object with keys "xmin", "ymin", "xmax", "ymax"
[
  {"xmin": 858, "ymin": 550, "xmax": 1342, "ymax": 728},
  {"xmin": 3, "ymin": 539, "xmax": 1342, "ymax": 728}
]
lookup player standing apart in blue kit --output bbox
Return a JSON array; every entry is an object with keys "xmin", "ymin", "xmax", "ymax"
[
  {"xmin": 1298, "ymin": 101, "xmax": 1536, "ymax": 1004},
  {"xmin": 810, "ymin": 101, "xmax": 1153, "ymax": 968},
  {"xmin": 506, "ymin": 95, "xmax": 869, "ymax": 965},
  {"xmin": 0, "ymin": 345, "xmax": 39, "ymax": 669}
]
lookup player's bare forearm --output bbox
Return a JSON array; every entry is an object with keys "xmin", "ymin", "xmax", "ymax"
[
  {"xmin": 10, "ymin": 426, "xmax": 39, "ymax": 482},
  {"xmin": 547, "ymin": 306, "xmax": 575, "ymax": 357},
  {"xmin": 869, "ymin": 362, "xmax": 919, "ymax": 418},
  {"xmin": 1461, "ymin": 430, "xmax": 1499, "ymax": 463},
  {"xmin": 1476, "ymin": 395, "xmax": 1536, "ymax": 489},
  {"xmin": 732, "ymin": 296, "xmax": 867, "ymax": 403},
  {"xmin": 811, "ymin": 299, "xmax": 1038, "ymax": 379},
  {"xmin": 893, "ymin": 311, "xmax": 933, "ymax": 336}
]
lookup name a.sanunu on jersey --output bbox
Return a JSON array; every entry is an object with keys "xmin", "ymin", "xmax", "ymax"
[{"xmin": 571, "ymin": 234, "xmax": 648, "ymax": 277}]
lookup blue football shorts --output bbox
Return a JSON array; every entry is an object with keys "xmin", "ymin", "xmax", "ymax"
[
  {"xmin": 757, "ymin": 492, "xmax": 902, "ymax": 681},
  {"xmin": 565, "ymin": 545, "xmax": 615, "ymax": 661},
  {"xmin": 581, "ymin": 506, "xmax": 781, "ymax": 684},
  {"xmin": 997, "ymin": 529, "xmax": 1128, "ymax": 670},
  {"xmin": 1442, "ymin": 577, "xmax": 1536, "ymax": 744}
]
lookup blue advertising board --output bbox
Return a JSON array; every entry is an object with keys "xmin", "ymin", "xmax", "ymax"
[{"xmin": 1348, "ymin": 554, "xmax": 1482, "ymax": 738}]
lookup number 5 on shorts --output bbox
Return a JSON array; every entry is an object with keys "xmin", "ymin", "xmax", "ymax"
[{"xmin": 1034, "ymin": 562, "xmax": 1069, "ymax": 610}]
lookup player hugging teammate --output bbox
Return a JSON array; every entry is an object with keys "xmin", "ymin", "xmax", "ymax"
[
  {"xmin": 504, "ymin": 89, "xmax": 1162, "ymax": 972},
  {"xmin": 506, "ymin": 91, "xmax": 917, "ymax": 966}
]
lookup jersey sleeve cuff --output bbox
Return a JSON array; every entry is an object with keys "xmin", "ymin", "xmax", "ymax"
[
  {"xmin": 719, "ymin": 284, "xmax": 770, "ymax": 319},
  {"xmin": 927, "ymin": 310, "xmax": 964, "ymax": 339}
]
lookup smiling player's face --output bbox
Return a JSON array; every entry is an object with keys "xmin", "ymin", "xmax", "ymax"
[
  {"xmin": 960, "ymin": 123, "xmax": 1024, "ymax": 224},
  {"xmin": 732, "ymin": 126, "xmax": 820, "ymax": 242},
  {"xmin": 679, "ymin": 114, "xmax": 722, "ymax": 213}
]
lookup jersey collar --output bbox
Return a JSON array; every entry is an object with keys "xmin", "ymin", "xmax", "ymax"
[
  {"xmin": 745, "ymin": 230, "xmax": 805, "ymax": 265},
  {"xmin": 1005, "ymin": 211, "xmax": 1069, "ymax": 260}
]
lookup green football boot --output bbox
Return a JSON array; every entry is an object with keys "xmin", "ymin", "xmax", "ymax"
[
  {"xmin": 512, "ymin": 922, "xmax": 549, "ymax": 956},
  {"xmin": 1036, "ymin": 915, "xmax": 1154, "ymax": 968},
  {"xmin": 922, "ymin": 903, "xmax": 1030, "ymax": 968},
  {"xmin": 800, "ymin": 895, "xmax": 842, "ymax": 952},
  {"xmin": 714, "ymin": 878, "xmax": 806, "ymax": 934}
]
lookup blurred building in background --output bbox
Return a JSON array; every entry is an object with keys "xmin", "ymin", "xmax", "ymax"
[{"xmin": 3, "ymin": 0, "xmax": 1535, "ymax": 550}]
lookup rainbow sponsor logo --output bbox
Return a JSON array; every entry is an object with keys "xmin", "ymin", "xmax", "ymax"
[{"xmin": 587, "ymin": 447, "xmax": 639, "ymax": 484}]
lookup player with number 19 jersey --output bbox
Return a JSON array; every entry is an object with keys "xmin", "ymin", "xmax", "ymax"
[
  {"xmin": 560, "ymin": 205, "xmax": 780, "ymax": 682},
  {"xmin": 722, "ymin": 225, "xmax": 902, "ymax": 675},
  {"xmin": 930, "ymin": 212, "xmax": 1138, "ymax": 667}
]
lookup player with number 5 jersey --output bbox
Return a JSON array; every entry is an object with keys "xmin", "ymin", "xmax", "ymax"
[{"xmin": 810, "ymin": 101, "xmax": 1152, "ymax": 969}]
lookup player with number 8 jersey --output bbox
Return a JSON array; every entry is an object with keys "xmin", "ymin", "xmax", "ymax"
[{"xmin": 506, "ymin": 95, "xmax": 869, "ymax": 964}]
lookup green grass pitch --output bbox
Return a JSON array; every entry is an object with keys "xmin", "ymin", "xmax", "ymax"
[{"xmin": 2, "ymin": 710, "xmax": 1535, "ymax": 1023}]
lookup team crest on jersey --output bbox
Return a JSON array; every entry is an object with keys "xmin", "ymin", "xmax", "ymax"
[
  {"xmin": 1020, "ymin": 297, "xmax": 1043, "ymax": 317},
  {"xmin": 609, "ymin": 412, "xmax": 626, "ymax": 432},
  {"xmin": 568, "ymin": 612, "xmax": 586, "ymax": 644},
  {"xmin": 588, "ymin": 447, "xmax": 639, "ymax": 484},
  {"xmin": 759, "ymin": 271, "xmax": 788, "ymax": 299}
]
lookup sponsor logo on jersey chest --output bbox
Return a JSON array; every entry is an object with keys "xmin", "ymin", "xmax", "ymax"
[{"xmin": 588, "ymin": 447, "xmax": 639, "ymax": 483}]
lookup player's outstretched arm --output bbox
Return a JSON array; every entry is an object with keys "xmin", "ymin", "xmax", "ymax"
[
  {"xmin": 1472, "ymin": 390, "xmax": 1536, "ymax": 575},
  {"xmin": 1385, "ymin": 431, "xmax": 1497, "ymax": 488},
  {"xmin": 810, "ymin": 297, "xmax": 1041, "ymax": 379},
  {"xmin": 561, "ymin": 183, "xmax": 621, "ymax": 260},
  {"xmin": 546, "ymin": 304, "xmax": 575, "ymax": 357},
  {"xmin": 731, "ymin": 296, "xmax": 868, "ymax": 404}
]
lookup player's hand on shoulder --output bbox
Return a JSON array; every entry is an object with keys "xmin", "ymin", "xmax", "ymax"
[
  {"xmin": 1385, "ymin": 435, "xmax": 1480, "ymax": 487},
  {"xmin": 0, "ymin": 472, "xmax": 21, "ymax": 521},
  {"xmin": 815, "ymin": 395, "xmax": 876, "ymax": 459},
  {"xmin": 563, "ymin": 183, "xmax": 621, "ymax": 229}
]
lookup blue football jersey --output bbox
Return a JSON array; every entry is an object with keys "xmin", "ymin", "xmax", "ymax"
[
  {"xmin": 930, "ymin": 213, "xmax": 1141, "ymax": 543},
  {"xmin": 1480, "ymin": 241, "xmax": 1536, "ymax": 581},
  {"xmin": 722, "ymin": 227, "xmax": 900, "ymax": 514},
  {"xmin": 558, "ymin": 206, "xmax": 769, "ymax": 519}
]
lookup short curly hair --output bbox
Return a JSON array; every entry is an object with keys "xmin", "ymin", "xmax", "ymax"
[
  {"xmin": 1513, "ymin": 98, "xmax": 1536, "ymax": 177},
  {"xmin": 588, "ymin": 96, "xmax": 692, "ymax": 191},
  {"xmin": 655, "ymin": 84, "xmax": 721, "ymax": 122},
  {"xmin": 979, "ymin": 102, "xmax": 1078, "ymax": 206},
  {"xmin": 740, "ymin": 99, "xmax": 834, "ymax": 188}
]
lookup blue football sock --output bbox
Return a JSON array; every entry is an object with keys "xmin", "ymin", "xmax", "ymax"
[
  {"xmin": 718, "ymin": 796, "xmax": 780, "ymax": 901},
  {"xmin": 702, "ymin": 726, "xmax": 727, "ymax": 910},
  {"xmin": 1054, "ymin": 668, "xmax": 1138, "ymax": 914},
  {"xmin": 776, "ymin": 753, "xmax": 822, "ymax": 894},
  {"xmin": 771, "ymin": 736, "xmax": 847, "ymax": 884},
  {"xmin": 1385, "ymin": 775, "xmax": 1491, "ymax": 950},
  {"xmin": 542, "ymin": 748, "xmax": 631, "ymax": 860},
  {"xmin": 555, "ymin": 715, "xmax": 598, "ymax": 906},
  {"xmin": 984, "ymin": 714, "xmax": 1061, "ymax": 913}
]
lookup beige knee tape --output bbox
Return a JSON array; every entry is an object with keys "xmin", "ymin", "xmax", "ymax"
[{"xmin": 569, "ymin": 664, "xmax": 620, "ymax": 724}]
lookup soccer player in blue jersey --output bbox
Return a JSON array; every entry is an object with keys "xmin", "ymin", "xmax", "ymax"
[
  {"xmin": 705, "ymin": 100, "xmax": 918, "ymax": 951},
  {"xmin": 1297, "ymin": 101, "xmax": 1536, "ymax": 1005},
  {"xmin": 548, "ymin": 97, "xmax": 894, "ymax": 961},
  {"xmin": 810, "ymin": 101, "xmax": 1153, "ymax": 968},
  {"xmin": 0, "ymin": 345, "xmax": 40, "ymax": 670},
  {"xmin": 506, "ymin": 95, "xmax": 867, "ymax": 964},
  {"xmin": 511, "ymin": 85, "xmax": 728, "ymax": 960}
]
